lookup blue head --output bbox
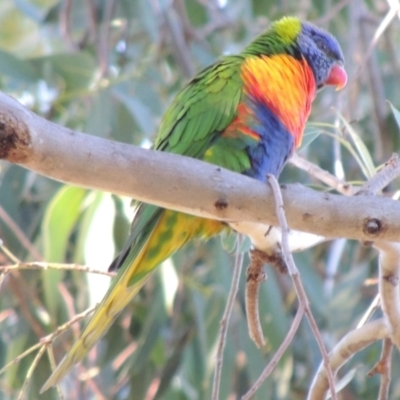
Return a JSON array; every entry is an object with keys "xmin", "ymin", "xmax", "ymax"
[{"xmin": 297, "ymin": 21, "xmax": 346, "ymax": 89}]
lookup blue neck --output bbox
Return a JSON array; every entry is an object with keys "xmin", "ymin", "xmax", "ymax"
[{"xmin": 244, "ymin": 99, "xmax": 295, "ymax": 182}]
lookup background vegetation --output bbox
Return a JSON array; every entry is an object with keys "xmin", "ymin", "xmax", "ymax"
[{"xmin": 0, "ymin": 0, "xmax": 399, "ymax": 399}]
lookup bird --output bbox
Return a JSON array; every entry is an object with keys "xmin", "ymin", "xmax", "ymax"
[{"xmin": 41, "ymin": 16, "xmax": 347, "ymax": 392}]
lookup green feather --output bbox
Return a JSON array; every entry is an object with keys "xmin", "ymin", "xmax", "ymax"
[
  {"xmin": 243, "ymin": 16, "xmax": 301, "ymax": 56},
  {"xmin": 154, "ymin": 58, "xmax": 243, "ymax": 160}
]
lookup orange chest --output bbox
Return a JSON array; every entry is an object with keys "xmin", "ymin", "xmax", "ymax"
[{"xmin": 240, "ymin": 54, "xmax": 316, "ymax": 148}]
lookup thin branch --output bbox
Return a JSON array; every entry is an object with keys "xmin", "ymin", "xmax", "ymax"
[
  {"xmin": 0, "ymin": 341, "xmax": 43, "ymax": 376},
  {"xmin": 41, "ymin": 305, "xmax": 97, "ymax": 346},
  {"xmin": 308, "ymin": 319, "xmax": 389, "ymax": 399},
  {"xmin": 290, "ymin": 153, "xmax": 354, "ymax": 195},
  {"xmin": 212, "ymin": 235, "xmax": 244, "ymax": 400},
  {"xmin": 0, "ymin": 240, "xmax": 20, "ymax": 263},
  {"xmin": 0, "ymin": 204, "xmax": 43, "ymax": 260},
  {"xmin": 353, "ymin": 3, "xmax": 400, "ymax": 83},
  {"xmin": 8, "ymin": 272, "xmax": 46, "ymax": 338},
  {"xmin": 359, "ymin": 14, "xmax": 387, "ymax": 159},
  {"xmin": 2, "ymin": 93, "xmax": 400, "ymax": 243},
  {"xmin": 18, "ymin": 345, "xmax": 47, "ymax": 400},
  {"xmin": 97, "ymin": 0, "xmax": 116, "ymax": 78},
  {"xmin": 0, "ymin": 262, "xmax": 115, "ymax": 277},
  {"xmin": 267, "ymin": 175, "xmax": 337, "ymax": 400},
  {"xmin": 357, "ymin": 293, "xmax": 380, "ymax": 329},
  {"xmin": 162, "ymin": 3, "xmax": 195, "ymax": 78},
  {"xmin": 45, "ymin": 346, "xmax": 65, "ymax": 400},
  {"xmin": 357, "ymin": 154, "xmax": 400, "ymax": 194},
  {"xmin": 241, "ymin": 303, "xmax": 305, "ymax": 400},
  {"xmin": 368, "ymin": 338, "xmax": 393, "ymax": 400},
  {"xmin": 313, "ymin": 0, "xmax": 352, "ymax": 25},
  {"xmin": 60, "ymin": 0, "xmax": 78, "ymax": 50},
  {"xmin": 374, "ymin": 241, "xmax": 400, "ymax": 349}
]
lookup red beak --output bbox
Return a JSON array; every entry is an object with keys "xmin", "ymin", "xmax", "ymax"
[{"xmin": 326, "ymin": 64, "xmax": 347, "ymax": 91}]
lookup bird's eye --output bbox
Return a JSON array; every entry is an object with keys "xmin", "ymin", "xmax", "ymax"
[{"xmin": 315, "ymin": 39, "xmax": 328, "ymax": 52}]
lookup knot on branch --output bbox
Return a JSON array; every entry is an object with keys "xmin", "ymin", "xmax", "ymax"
[
  {"xmin": 363, "ymin": 217, "xmax": 386, "ymax": 238},
  {"xmin": 0, "ymin": 111, "xmax": 31, "ymax": 162},
  {"xmin": 214, "ymin": 198, "xmax": 228, "ymax": 210},
  {"xmin": 383, "ymin": 274, "xmax": 399, "ymax": 287}
]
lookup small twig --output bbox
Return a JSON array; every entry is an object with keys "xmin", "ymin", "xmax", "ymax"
[
  {"xmin": 324, "ymin": 238, "xmax": 347, "ymax": 296},
  {"xmin": 290, "ymin": 153, "xmax": 354, "ymax": 195},
  {"xmin": 293, "ymin": 147, "xmax": 400, "ymax": 199},
  {"xmin": 0, "ymin": 341, "xmax": 43, "ymax": 376},
  {"xmin": 85, "ymin": 0, "xmax": 98, "ymax": 43},
  {"xmin": 58, "ymin": 282, "xmax": 80, "ymax": 339},
  {"xmin": 41, "ymin": 304, "xmax": 97, "ymax": 346},
  {"xmin": 0, "ymin": 240, "xmax": 21, "ymax": 263},
  {"xmin": 313, "ymin": 0, "xmax": 352, "ymax": 25},
  {"xmin": 46, "ymin": 346, "xmax": 66, "ymax": 400},
  {"xmin": 18, "ymin": 344, "xmax": 47, "ymax": 400},
  {"xmin": 59, "ymin": 0, "xmax": 79, "ymax": 51},
  {"xmin": 0, "ymin": 241, "xmax": 18, "ymax": 289},
  {"xmin": 8, "ymin": 273, "xmax": 46, "ymax": 338},
  {"xmin": 368, "ymin": 338, "xmax": 393, "ymax": 400},
  {"xmin": 359, "ymin": 12, "xmax": 388, "ymax": 159},
  {"xmin": 241, "ymin": 303, "xmax": 305, "ymax": 400},
  {"xmin": 308, "ymin": 319, "xmax": 388, "ymax": 399},
  {"xmin": 357, "ymin": 293, "xmax": 380, "ymax": 329},
  {"xmin": 0, "ymin": 262, "xmax": 115, "ymax": 277},
  {"xmin": 373, "ymin": 241, "xmax": 400, "ymax": 349},
  {"xmin": 353, "ymin": 3, "xmax": 400, "ymax": 83},
  {"xmin": 97, "ymin": 0, "xmax": 116, "ymax": 78},
  {"xmin": 212, "ymin": 235, "xmax": 244, "ymax": 400},
  {"xmin": 162, "ymin": 4, "xmax": 195, "ymax": 78},
  {"xmin": 0, "ymin": 204, "xmax": 42, "ymax": 260},
  {"xmin": 357, "ymin": 154, "xmax": 400, "ymax": 194},
  {"xmin": 267, "ymin": 175, "xmax": 338, "ymax": 400},
  {"xmin": 0, "ymin": 303, "xmax": 96, "ymax": 396}
]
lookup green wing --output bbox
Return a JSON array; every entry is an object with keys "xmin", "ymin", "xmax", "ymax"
[{"xmin": 155, "ymin": 56, "xmax": 244, "ymax": 158}]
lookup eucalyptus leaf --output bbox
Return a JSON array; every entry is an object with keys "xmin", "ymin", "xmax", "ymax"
[{"xmin": 42, "ymin": 186, "xmax": 87, "ymax": 316}]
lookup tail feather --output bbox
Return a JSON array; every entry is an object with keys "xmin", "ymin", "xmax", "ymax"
[
  {"xmin": 41, "ymin": 207, "xmax": 223, "ymax": 393},
  {"xmin": 41, "ymin": 204, "xmax": 163, "ymax": 393},
  {"xmin": 40, "ymin": 241, "xmax": 153, "ymax": 393}
]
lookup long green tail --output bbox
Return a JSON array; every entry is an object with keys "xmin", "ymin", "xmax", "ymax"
[{"xmin": 41, "ymin": 205, "xmax": 222, "ymax": 392}]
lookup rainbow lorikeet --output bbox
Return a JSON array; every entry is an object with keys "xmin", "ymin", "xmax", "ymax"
[{"xmin": 42, "ymin": 16, "xmax": 347, "ymax": 391}]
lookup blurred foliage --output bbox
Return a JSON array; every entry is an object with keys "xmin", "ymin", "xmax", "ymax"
[{"xmin": 0, "ymin": 0, "xmax": 400, "ymax": 399}]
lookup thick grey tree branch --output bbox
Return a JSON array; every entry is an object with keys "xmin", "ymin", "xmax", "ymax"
[{"xmin": 0, "ymin": 91, "xmax": 400, "ymax": 242}]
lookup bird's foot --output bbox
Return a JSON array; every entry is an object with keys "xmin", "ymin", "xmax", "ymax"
[{"xmin": 249, "ymin": 248, "xmax": 288, "ymax": 275}]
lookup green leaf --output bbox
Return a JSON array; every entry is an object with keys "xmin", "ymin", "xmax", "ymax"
[
  {"xmin": 32, "ymin": 52, "xmax": 96, "ymax": 93},
  {"xmin": 3, "ymin": 328, "xmax": 28, "ymax": 386},
  {"xmin": 389, "ymin": 101, "xmax": 400, "ymax": 131},
  {"xmin": 0, "ymin": 48, "xmax": 39, "ymax": 83},
  {"xmin": 80, "ymin": 192, "xmax": 115, "ymax": 307},
  {"xmin": 85, "ymin": 89, "xmax": 114, "ymax": 137},
  {"xmin": 14, "ymin": 0, "xmax": 53, "ymax": 22},
  {"xmin": 220, "ymin": 229, "xmax": 237, "ymax": 253},
  {"xmin": 129, "ymin": 290, "xmax": 167, "ymax": 373},
  {"xmin": 337, "ymin": 113, "xmax": 375, "ymax": 179},
  {"xmin": 42, "ymin": 186, "xmax": 87, "ymax": 316},
  {"xmin": 137, "ymin": 0, "xmax": 159, "ymax": 42},
  {"xmin": 299, "ymin": 124, "xmax": 323, "ymax": 151},
  {"xmin": 113, "ymin": 86, "xmax": 155, "ymax": 135}
]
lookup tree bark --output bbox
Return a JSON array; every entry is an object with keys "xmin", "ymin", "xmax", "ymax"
[{"xmin": 0, "ymin": 91, "xmax": 399, "ymax": 242}]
